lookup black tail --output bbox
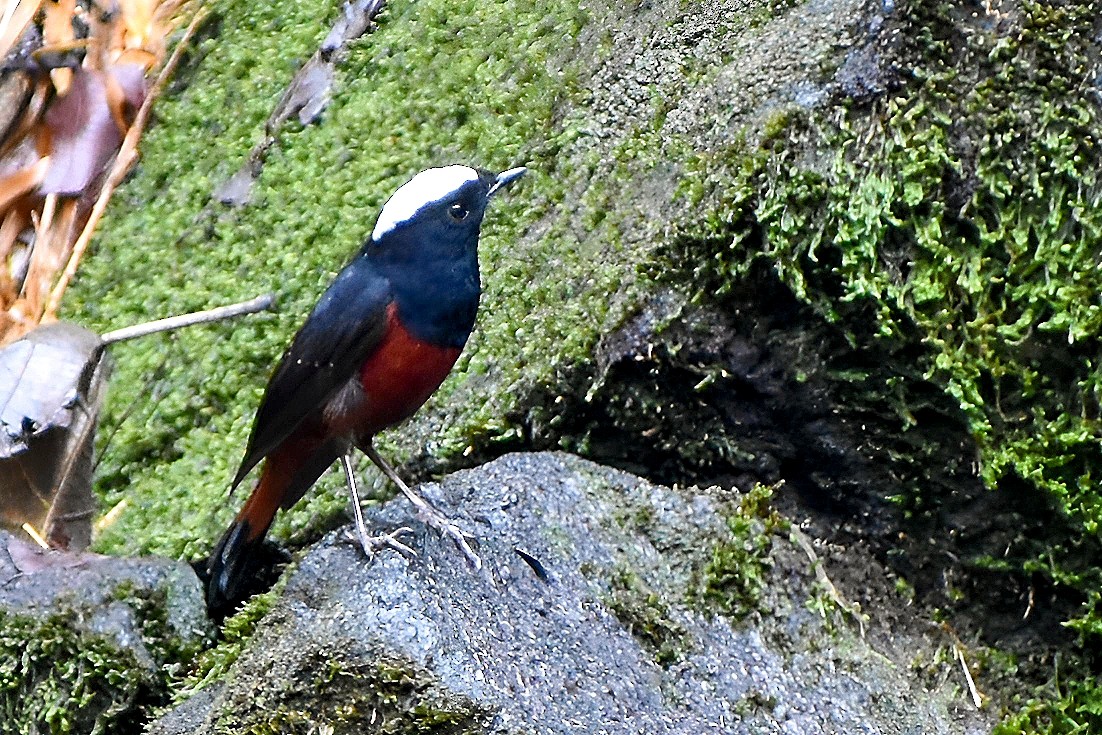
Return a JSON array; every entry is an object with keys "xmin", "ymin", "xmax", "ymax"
[
  {"xmin": 204, "ymin": 437, "xmax": 335, "ymax": 617},
  {"xmin": 205, "ymin": 518, "xmax": 267, "ymax": 617}
]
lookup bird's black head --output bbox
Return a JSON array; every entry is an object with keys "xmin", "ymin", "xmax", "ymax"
[
  {"xmin": 364, "ymin": 165, "xmax": 526, "ymax": 346},
  {"xmin": 369, "ymin": 165, "xmax": 526, "ymax": 251}
]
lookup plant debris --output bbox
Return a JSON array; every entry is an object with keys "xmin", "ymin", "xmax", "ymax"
[
  {"xmin": 0, "ymin": 0, "xmax": 200, "ymax": 343},
  {"xmin": 0, "ymin": 321, "xmax": 105, "ymax": 550},
  {"xmin": 214, "ymin": 0, "xmax": 387, "ymax": 206},
  {"xmin": 0, "ymin": 294, "xmax": 272, "ymax": 550}
]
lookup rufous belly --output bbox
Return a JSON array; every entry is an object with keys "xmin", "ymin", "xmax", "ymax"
[{"xmin": 324, "ymin": 303, "xmax": 462, "ymax": 439}]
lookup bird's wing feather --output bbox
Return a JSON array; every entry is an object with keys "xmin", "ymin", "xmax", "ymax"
[{"xmin": 231, "ymin": 258, "xmax": 390, "ymax": 489}]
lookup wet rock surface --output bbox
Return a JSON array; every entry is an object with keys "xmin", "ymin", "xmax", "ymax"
[
  {"xmin": 157, "ymin": 453, "xmax": 992, "ymax": 734},
  {"xmin": 0, "ymin": 530, "xmax": 211, "ymax": 654},
  {"xmin": 0, "ymin": 530, "xmax": 213, "ymax": 733}
]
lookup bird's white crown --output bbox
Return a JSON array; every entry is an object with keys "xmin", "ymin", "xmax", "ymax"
[{"xmin": 371, "ymin": 165, "xmax": 481, "ymax": 242}]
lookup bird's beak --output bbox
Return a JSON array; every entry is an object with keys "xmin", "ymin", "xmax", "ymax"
[{"xmin": 488, "ymin": 166, "xmax": 528, "ymax": 197}]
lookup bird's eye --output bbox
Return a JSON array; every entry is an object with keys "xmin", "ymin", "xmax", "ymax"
[{"xmin": 449, "ymin": 203, "xmax": 469, "ymax": 221}]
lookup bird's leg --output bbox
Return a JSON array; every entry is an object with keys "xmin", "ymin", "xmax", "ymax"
[
  {"xmin": 340, "ymin": 452, "xmax": 416, "ymax": 559},
  {"xmin": 360, "ymin": 441, "xmax": 482, "ymax": 570}
]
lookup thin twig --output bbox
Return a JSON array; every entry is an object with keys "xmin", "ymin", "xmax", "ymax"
[
  {"xmin": 954, "ymin": 643, "xmax": 984, "ymax": 708},
  {"xmin": 939, "ymin": 621, "xmax": 987, "ymax": 709},
  {"xmin": 20, "ymin": 522, "xmax": 49, "ymax": 549},
  {"xmin": 94, "ymin": 499, "xmax": 128, "ymax": 533},
  {"xmin": 101, "ymin": 292, "xmax": 274, "ymax": 345},
  {"xmin": 42, "ymin": 6, "xmax": 210, "ymax": 320},
  {"xmin": 792, "ymin": 527, "xmax": 867, "ymax": 637}
]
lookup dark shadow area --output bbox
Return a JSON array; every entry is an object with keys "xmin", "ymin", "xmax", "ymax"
[
  {"xmin": 540, "ymin": 258, "xmax": 1093, "ymax": 672},
  {"xmin": 191, "ymin": 541, "xmax": 290, "ymax": 624}
]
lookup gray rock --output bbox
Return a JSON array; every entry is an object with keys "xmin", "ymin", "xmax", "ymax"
[
  {"xmin": 163, "ymin": 453, "xmax": 992, "ymax": 734},
  {"xmin": 0, "ymin": 528, "xmax": 212, "ymax": 643},
  {"xmin": 0, "ymin": 530, "xmax": 214, "ymax": 734},
  {"xmin": 146, "ymin": 685, "xmax": 224, "ymax": 735},
  {"xmin": 0, "ymin": 530, "xmax": 212, "ymax": 649}
]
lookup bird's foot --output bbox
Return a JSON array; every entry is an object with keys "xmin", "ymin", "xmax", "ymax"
[
  {"xmin": 415, "ymin": 503, "xmax": 482, "ymax": 570},
  {"xmin": 343, "ymin": 525, "xmax": 417, "ymax": 560},
  {"xmin": 359, "ymin": 443, "xmax": 482, "ymax": 569}
]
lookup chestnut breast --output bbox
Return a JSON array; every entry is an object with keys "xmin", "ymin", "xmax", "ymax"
[{"xmin": 324, "ymin": 303, "xmax": 462, "ymax": 438}]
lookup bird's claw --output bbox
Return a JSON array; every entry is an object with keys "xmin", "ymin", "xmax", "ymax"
[
  {"xmin": 417, "ymin": 509, "xmax": 482, "ymax": 570},
  {"xmin": 343, "ymin": 525, "xmax": 417, "ymax": 560}
]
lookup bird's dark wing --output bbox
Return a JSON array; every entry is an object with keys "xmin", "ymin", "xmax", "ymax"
[{"xmin": 231, "ymin": 258, "xmax": 390, "ymax": 489}]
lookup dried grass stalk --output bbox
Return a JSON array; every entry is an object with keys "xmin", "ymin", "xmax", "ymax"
[{"xmin": 0, "ymin": 0, "xmax": 199, "ymax": 345}]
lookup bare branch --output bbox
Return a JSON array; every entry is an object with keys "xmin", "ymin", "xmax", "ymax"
[{"xmin": 101, "ymin": 292, "xmax": 274, "ymax": 345}]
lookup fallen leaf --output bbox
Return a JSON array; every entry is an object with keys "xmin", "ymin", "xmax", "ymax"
[
  {"xmin": 0, "ymin": 70, "xmax": 34, "ymax": 147},
  {"xmin": 3, "ymin": 531, "xmax": 102, "ymax": 575},
  {"xmin": 38, "ymin": 67, "xmax": 137, "ymax": 195},
  {"xmin": 0, "ymin": 154, "xmax": 48, "ymax": 212},
  {"xmin": 0, "ymin": 322, "xmax": 109, "ymax": 549}
]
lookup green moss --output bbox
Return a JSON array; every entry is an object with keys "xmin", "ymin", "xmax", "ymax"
[
  {"xmin": 665, "ymin": 0, "xmax": 1102, "ymax": 721},
  {"xmin": 0, "ymin": 610, "xmax": 157, "ymax": 734},
  {"xmin": 0, "ymin": 574, "xmax": 209, "ymax": 734},
  {"xmin": 212, "ymin": 655, "xmax": 481, "ymax": 735},
  {"xmin": 678, "ymin": 0, "xmax": 1102, "ymax": 542},
  {"xmin": 109, "ymin": 581, "xmax": 207, "ymax": 682},
  {"xmin": 176, "ymin": 579, "xmax": 283, "ymax": 699},
  {"xmin": 66, "ymin": 0, "xmax": 596, "ymax": 559},
  {"xmin": 177, "ymin": 572, "xmax": 479, "ymax": 733},
  {"xmin": 603, "ymin": 565, "xmax": 691, "ymax": 665},
  {"xmin": 994, "ymin": 679, "xmax": 1102, "ymax": 735},
  {"xmin": 803, "ymin": 585, "xmax": 842, "ymax": 635},
  {"xmin": 893, "ymin": 576, "xmax": 916, "ymax": 604},
  {"xmin": 691, "ymin": 483, "xmax": 784, "ymax": 617},
  {"xmin": 734, "ymin": 689, "xmax": 779, "ymax": 716}
]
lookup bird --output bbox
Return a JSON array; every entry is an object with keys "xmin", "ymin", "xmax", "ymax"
[{"xmin": 205, "ymin": 164, "xmax": 527, "ymax": 613}]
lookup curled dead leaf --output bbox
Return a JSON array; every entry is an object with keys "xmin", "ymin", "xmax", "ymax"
[
  {"xmin": 0, "ymin": 154, "xmax": 48, "ymax": 211},
  {"xmin": 0, "ymin": 322, "xmax": 108, "ymax": 550},
  {"xmin": 39, "ymin": 66, "xmax": 147, "ymax": 196}
]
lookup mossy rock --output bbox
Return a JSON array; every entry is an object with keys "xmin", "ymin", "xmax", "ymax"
[
  {"xmin": 0, "ymin": 533, "xmax": 212, "ymax": 733},
  {"xmin": 59, "ymin": 0, "xmax": 1102, "ymax": 728},
  {"xmin": 149, "ymin": 453, "xmax": 992, "ymax": 734}
]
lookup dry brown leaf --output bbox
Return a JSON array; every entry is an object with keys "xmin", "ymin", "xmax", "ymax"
[
  {"xmin": 39, "ymin": 68, "xmax": 134, "ymax": 196},
  {"xmin": 43, "ymin": 7, "xmax": 205, "ymax": 321},
  {"xmin": 43, "ymin": 0, "xmax": 78, "ymax": 92},
  {"xmin": 0, "ymin": 70, "xmax": 34, "ymax": 147},
  {"xmin": 41, "ymin": 0, "xmax": 77, "ymax": 47},
  {"xmin": 114, "ymin": 46, "xmax": 156, "ymax": 70},
  {"xmin": 1, "ymin": 0, "xmax": 199, "ymax": 340},
  {"xmin": 21, "ymin": 197, "xmax": 78, "ymax": 318},
  {"xmin": 0, "ymin": 80, "xmax": 50, "ymax": 159},
  {"xmin": 18, "ymin": 193, "xmax": 58, "ymax": 313},
  {"xmin": 0, "ymin": 155, "xmax": 49, "ymax": 212},
  {"xmin": 0, "ymin": 209, "xmax": 24, "ymax": 265},
  {"xmin": 4, "ymin": 530, "xmax": 104, "ymax": 574},
  {"xmin": 0, "ymin": 322, "xmax": 107, "ymax": 550},
  {"xmin": 0, "ymin": 209, "xmax": 28, "ymax": 304}
]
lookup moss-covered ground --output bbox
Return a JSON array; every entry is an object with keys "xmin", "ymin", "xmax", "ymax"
[
  {"xmin": 0, "ymin": 586, "xmax": 201, "ymax": 735},
  {"xmin": 65, "ymin": 0, "xmax": 603, "ymax": 559},
  {"xmin": 54, "ymin": 0, "xmax": 1102, "ymax": 730},
  {"xmin": 206, "ymin": 652, "xmax": 481, "ymax": 735},
  {"xmin": 680, "ymin": 0, "xmax": 1102, "ymax": 545},
  {"xmin": 0, "ymin": 610, "xmax": 151, "ymax": 734}
]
